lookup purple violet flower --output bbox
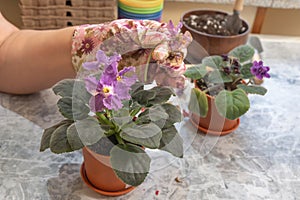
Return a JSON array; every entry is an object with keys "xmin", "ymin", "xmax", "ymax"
[
  {"xmin": 166, "ymin": 20, "xmax": 182, "ymax": 36},
  {"xmin": 84, "ymin": 51, "xmax": 137, "ymax": 112},
  {"xmin": 83, "ymin": 50, "xmax": 121, "ymax": 71},
  {"xmin": 250, "ymin": 61, "xmax": 271, "ymax": 80}
]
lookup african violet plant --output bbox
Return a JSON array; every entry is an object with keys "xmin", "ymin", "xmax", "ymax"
[
  {"xmin": 40, "ymin": 50, "xmax": 183, "ymax": 187},
  {"xmin": 184, "ymin": 44, "xmax": 270, "ymax": 120}
]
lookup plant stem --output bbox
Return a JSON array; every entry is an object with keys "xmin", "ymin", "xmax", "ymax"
[
  {"xmin": 232, "ymin": 77, "xmax": 243, "ymax": 86},
  {"xmin": 144, "ymin": 49, "xmax": 155, "ymax": 82},
  {"xmin": 130, "ymin": 107, "xmax": 142, "ymax": 117},
  {"xmin": 97, "ymin": 112, "xmax": 114, "ymax": 127},
  {"xmin": 97, "ymin": 112, "xmax": 122, "ymax": 136},
  {"xmin": 246, "ymin": 79, "xmax": 251, "ymax": 85},
  {"xmin": 115, "ymin": 133, "xmax": 125, "ymax": 145}
]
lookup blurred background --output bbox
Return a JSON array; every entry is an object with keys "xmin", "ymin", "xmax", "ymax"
[{"xmin": 1, "ymin": 0, "xmax": 300, "ymax": 36}]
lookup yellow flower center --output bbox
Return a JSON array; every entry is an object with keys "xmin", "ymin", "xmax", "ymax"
[
  {"xmin": 103, "ymin": 87, "xmax": 110, "ymax": 93},
  {"xmin": 117, "ymin": 76, "xmax": 122, "ymax": 81}
]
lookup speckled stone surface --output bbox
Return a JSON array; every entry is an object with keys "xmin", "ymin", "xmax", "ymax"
[
  {"xmin": 1, "ymin": 35, "xmax": 300, "ymax": 199},
  {"xmin": 165, "ymin": 0, "xmax": 300, "ymax": 9}
]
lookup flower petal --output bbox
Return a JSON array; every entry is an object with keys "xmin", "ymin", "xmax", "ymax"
[
  {"xmin": 96, "ymin": 50, "xmax": 110, "ymax": 66},
  {"xmin": 89, "ymin": 94, "xmax": 105, "ymax": 112},
  {"xmin": 114, "ymin": 82, "xmax": 131, "ymax": 100},
  {"xmin": 103, "ymin": 95, "xmax": 123, "ymax": 111},
  {"xmin": 101, "ymin": 62, "xmax": 118, "ymax": 85},
  {"xmin": 85, "ymin": 76, "xmax": 99, "ymax": 95},
  {"xmin": 109, "ymin": 52, "xmax": 122, "ymax": 64},
  {"xmin": 83, "ymin": 61, "xmax": 100, "ymax": 71},
  {"xmin": 119, "ymin": 66, "xmax": 135, "ymax": 76}
]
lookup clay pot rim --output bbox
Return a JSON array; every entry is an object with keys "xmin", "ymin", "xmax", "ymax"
[
  {"xmin": 83, "ymin": 145, "xmax": 145, "ymax": 161},
  {"xmin": 190, "ymin": 113, "xmax": 240, "ymax": 136},
  {"xmin": 180, "ymin": 9, "xmax": 250, "ymax": 39},
  {"xmin": 84, "ymin": 146, "xmax": 110, "ymax": 158}
]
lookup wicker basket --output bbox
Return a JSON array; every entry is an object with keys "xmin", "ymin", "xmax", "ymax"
[{"xmin": 20, "ymin": 0, "xmax": 116, "ymax": 29}]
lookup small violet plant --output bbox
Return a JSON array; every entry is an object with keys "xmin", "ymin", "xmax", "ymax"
[
  {"xmin": 40, "ymin": 50, "xmax": 184, "ymax": 187},
  {"xmin": 184, "ymin": 44, "xmax": 270, "ymax": 120}
]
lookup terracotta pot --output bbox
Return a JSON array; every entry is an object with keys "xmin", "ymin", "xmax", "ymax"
[
  {"xmin": 190, "ymin": 93, "xmax": 240, "ymax": 136},
  {"xmin": 190, "ymin": 87, "xmax": 240, "ymax": 136},
  {"xmin": 181, "ymin": 9, "xmax": 250, "ymax": 61},
  {"xmin": 81, "ymin": 147, "xmax": 134, "ymax": 196}
]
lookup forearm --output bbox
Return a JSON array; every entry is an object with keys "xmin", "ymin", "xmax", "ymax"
[{"xmin": 0, "ymin": 27, "xmax": 76, "ymax": 94}]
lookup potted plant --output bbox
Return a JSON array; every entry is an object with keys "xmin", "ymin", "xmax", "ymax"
[
  {"xmin": 180, "ymin": 8, "xmax": 249, "ymax": 62},
  {"xmin": 38, "ymin": 20, "xmax": 193, "ymax": 196},
  {"xmin": 38, "ymin": 20, "xmax": 192, "ymax": 196},
  {"xmin": 38, "ymin": 27, "xmax": 193, "ymax": 197},
  {"xmin": 184, "ymin": 44, "xmax": 270, "ymax": 135}
]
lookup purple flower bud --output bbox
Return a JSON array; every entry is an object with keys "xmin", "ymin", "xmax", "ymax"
[
  {"xmin": 223, "ymin": 67, "xmax": 231, "ymax": 75},
  {"xmin": 232, "ymin": 59, "xmax": 239, "ymax": 67},
  {"xmin": 221, "ymin": 54, "xmax": 229, "ymax": 61}
]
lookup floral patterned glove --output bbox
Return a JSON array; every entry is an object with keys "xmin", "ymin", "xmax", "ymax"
[{"xmin": 71, "ymin": 19, "xmax": 192, "ymax": 89}]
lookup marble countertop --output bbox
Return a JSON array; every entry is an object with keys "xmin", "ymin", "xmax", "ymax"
[
  {"xmin": 1, "ymin": 35, "xmax": 300, "ymax": 200},
  {"xmin": 165, "ymin": 0, "xmax": 300, "ymax": 9}
]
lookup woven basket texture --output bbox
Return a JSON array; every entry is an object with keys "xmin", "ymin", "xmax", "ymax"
[{"xmin": 20, "ymin": 0, "xmax": 116, "ymax": 29}]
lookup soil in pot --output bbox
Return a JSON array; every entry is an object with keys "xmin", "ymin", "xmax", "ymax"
[
  {"xmin": 181, "ymin": 10, "xmax": 249, "ymax": 62},
  {"xmin": 183, "ymin": 13, "xmax": 247, "ymax": 36}
]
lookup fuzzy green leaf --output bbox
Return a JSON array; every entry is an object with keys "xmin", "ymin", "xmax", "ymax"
[
  {"xmin": 57, "ymin": 97, "xmax": 90, "ymax": 120},
  {"xmin": 160, "ymin": 103, "xmax": 182, "ymax": 127},
  {"xmin": 132, "ymin": 86, "xmax": 174, "ymax": 107},
  {"xmin": 237, "ymin": 84, "xmax": 267, "ymax": 96},
  {"xmin": 53, "ymin": 79, "xmax": 75, "ymax": 97},
  {"xmin": 229, "ymin": 45, "xmax": 255, "ymax": 63},
  {"xmin": 241, "ymin": 63, "xmax": 254, "ymax": 79},
  {"xmin": 137, "ymin": 105, "xmax": 169, "ymax": 128},
  {"xmin": 111, "ymin": 108, "xmax": 132, "ymax": 127},
  {"xmin": 130, "ymin": 82, "xmax": 144, "ymax": 96},
  {"xmin": 49, "ymin": 123, "xmax": 73, "ymax": 154},
  {"xmin": 207, "ymin": 70, "xmax": 233, "ymax": 83},
  {"xmin": 138, "ymin": 104, "xmax": 168, "ymax": 121},
  {"xmin": 120, "ymin": 123, "xmax": 162, "ymax": 149},
  {"xmin": 110, "ymin": 144, "xmax": 150, "ymax": 186},
  {"xmin": 184, "ymin": 65, "xmax": 207, "ymax": 80},
  {"xmin": 137, "ymin": 103, "xmax": 182, "ymax": 129},
  {"xmin": 67, "ymin": 117, "xmax": 105, "ymax": 150},
  {"xmin": 53, "ymin": 79, "xmax": 91, "ymax": 103},
  {"xmin": 40, "ymin": 120, "xmax": 73, "ymax": 152},
  {"xmin": 66, "ymin": 124, "xmax": 84, "ymax": 151},
  {"xmin": 188, "ymin": 88, "xmax": 208, "ymax": 117},
  {"xmin": 202, "ymin": 55, "xmax": 224, "ymax": 69},
  {"xmin": 147, "ymin": 86, "xmax": 175, "ymax": 106},
  {"xmin": 131, "ymin": 90, "xmax": 156, "ymax": 106},
  {"xmin": 215, "ymin": 88, "xmax": 250, "ymax": 120},
  {"xmin": 159, "ymin": 125, "xmax": 183, "ymax": 158}
]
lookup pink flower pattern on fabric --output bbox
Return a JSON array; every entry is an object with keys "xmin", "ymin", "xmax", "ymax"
[{"xmin": 71, "ymin": 19, "xmax": 192, "ymax": 89}]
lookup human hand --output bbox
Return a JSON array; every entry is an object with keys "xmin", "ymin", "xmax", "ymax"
[{"xmin": 72, "ymin": 19, "xmax": 192, "ymax": 88}]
